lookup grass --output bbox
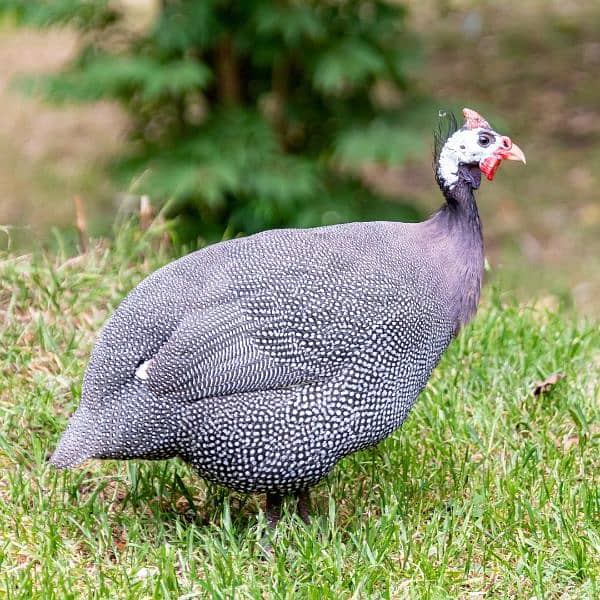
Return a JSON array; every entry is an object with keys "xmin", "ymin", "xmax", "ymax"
[{"xmin": 0, "ymin": 225, "xmax": 599, "ymax": 599}]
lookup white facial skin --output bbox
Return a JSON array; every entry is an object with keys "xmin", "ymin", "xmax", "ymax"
[{"xmin": 438, "ymin": 127, "xmax": 501, "ymax": 189}]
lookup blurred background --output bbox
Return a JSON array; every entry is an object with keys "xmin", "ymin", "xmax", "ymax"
[{"xmin": 0, "ymin": 0, "xmax": 598, "ymax": 316}]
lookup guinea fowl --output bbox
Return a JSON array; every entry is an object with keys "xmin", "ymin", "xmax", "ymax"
[{"xmin": 50, "ymin": 108, "xmax": 525, "ymax": 526}]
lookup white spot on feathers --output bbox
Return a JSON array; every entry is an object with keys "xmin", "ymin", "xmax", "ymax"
[{"xmin": 135, "ymin": 359, "xmax": 153, "ymax": 380}]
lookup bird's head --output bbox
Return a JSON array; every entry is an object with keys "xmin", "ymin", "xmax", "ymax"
[{"xmin": 435, "ymin": 107, "xmax": 526, "ymax": 191}]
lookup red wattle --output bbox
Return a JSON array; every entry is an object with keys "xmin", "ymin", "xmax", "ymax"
[{"xmin": 479, "ymin": 156, "xmax": 502, "ymax": 181}]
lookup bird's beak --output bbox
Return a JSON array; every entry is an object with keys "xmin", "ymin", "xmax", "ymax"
[
  {"xmin": 479, "ymin": 137, "xmax": 526, "ymax": 181},
  {"xmin": 497, "ymin": 139, "xmax": 526, "ymax": 164}
]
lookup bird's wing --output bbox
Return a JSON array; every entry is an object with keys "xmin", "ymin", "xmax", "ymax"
[
  {"xmin": 145, "ymin": 267, "xmax": 395, "ymax": 402},
  {"xmin": 144, "ymin": 299, "xmax": 314, "ymax": 401}
]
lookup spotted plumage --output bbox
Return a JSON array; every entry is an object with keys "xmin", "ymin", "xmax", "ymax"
[{"xmin": 51, "ymin": 108, "xmax": 525, "ymax": 523}]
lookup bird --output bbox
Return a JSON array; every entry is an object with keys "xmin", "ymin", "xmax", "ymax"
[{"xmin": 50, "ymin": 108, "xmax": 525, "ymax": 527}]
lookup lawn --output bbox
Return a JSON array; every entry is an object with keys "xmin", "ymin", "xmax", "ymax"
[{"xmin": 0, "ymin": 227, "xmax": 598, "ymax": 598}]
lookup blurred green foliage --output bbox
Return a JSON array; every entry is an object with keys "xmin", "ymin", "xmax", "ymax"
[{"xmin": 2, "ymin": 0, "xmax": 432, "ymax": 239}]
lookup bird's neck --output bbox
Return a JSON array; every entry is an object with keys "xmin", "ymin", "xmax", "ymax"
[
  {"xmin": 433, "ymin": 164, "xmax": 485, "ymax": 331},
  {"xmin": 439, "ymin": 169, "xmax": 482, "ymax": 233}
]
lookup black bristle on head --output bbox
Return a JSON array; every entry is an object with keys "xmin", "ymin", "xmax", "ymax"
[{"xmin": 433, "ymin": 110, "xmax": 459, "ymax": 166}]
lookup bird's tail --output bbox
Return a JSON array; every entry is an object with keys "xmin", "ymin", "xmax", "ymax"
[{"xmin": 49, "ymin": 408, "xmax": 93, "ymax": 468}]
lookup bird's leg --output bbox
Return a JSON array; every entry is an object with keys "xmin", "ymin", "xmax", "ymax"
[
  {"xmin": 265, "ymin": 492, "xmax": 283, "ymax": 529},
  {"xmin": 296, "ymin": 489, "xmax": 311, "ymax": 524},
  {"xmin": 265, "ymin": 490, "xmax": 310, "ymax": 528},
  {"xmin": 260, "ymin": 491, "xmax": 310, "ymax": 555}
]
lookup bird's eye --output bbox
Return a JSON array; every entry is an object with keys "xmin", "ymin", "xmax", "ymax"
[{"xmin": 478, "ymin": 133, "xmax": 493, "ymax": 147}]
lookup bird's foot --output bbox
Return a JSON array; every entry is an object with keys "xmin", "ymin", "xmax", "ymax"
[
  {"xmin": 296, "ymin": 489, "xmax": 311, "ymax": 525},
  {"xmin": 258, "ymin": 489, "xmax": 312, "ymax": 557},
  {"xmin": 266, "ymin": 491, "xmax": 283, "ymax": 529}
]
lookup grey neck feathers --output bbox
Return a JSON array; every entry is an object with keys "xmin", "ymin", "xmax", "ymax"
[{"xmin": 432, "ymin": 164, "xmax": 485, "ymax": 331}]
